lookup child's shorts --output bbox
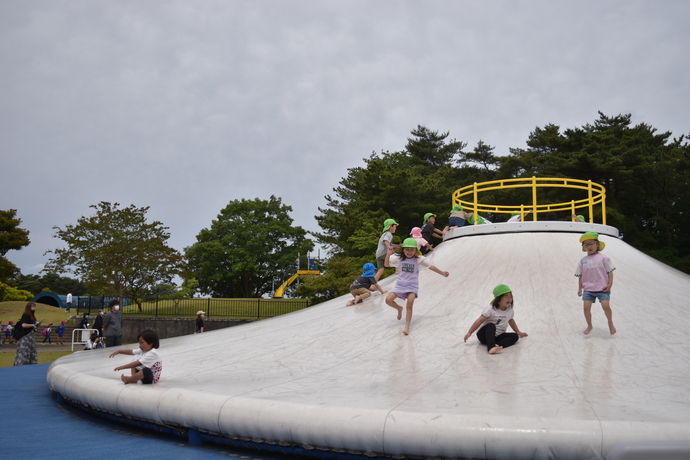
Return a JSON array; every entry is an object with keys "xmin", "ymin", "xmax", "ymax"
[
  {"xmin": 376, "ymin": 254, "xmax": 387, "ymax": 270},
  {"xmin": 141, "ymin": 367, "xmax": 154, "ymax": 384},
  {"xmin": 350, "ymin": 287, "xmax": 372, "ymax": 300},
  {"xmin": 582, "ymin": 290, "xmax": 611, "ymax": 303},
  {"xmin": 448, "ymin": 216, "xmax": 466, "ymax": 227}
]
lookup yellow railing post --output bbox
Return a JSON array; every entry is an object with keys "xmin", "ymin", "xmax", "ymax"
[
  {"xmin": 531, "ymin": 177, "xmax": 538, "ymax": 221},
  {"xmin": 571, "ymin": 201, "xmax": 576, "ymax": 221},
  {"xmin": 473, "ymin": 183, "xmax": 478, "ymax": 225},
  {"xmin": 587, "ymin": 181, "xmax": 594, "ymax": 223},
  {"xmin": 601, "ymin": 191, "xmax": 607, "ymax": 225}
]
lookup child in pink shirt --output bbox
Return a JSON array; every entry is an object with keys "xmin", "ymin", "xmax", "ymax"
[{"xmin": 575, "ymin": 232, "xmax": 616, "ymax": 335}]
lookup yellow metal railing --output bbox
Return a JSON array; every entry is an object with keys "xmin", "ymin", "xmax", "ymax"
[{"xmin": 452, "ymin": 177, "xmax": 607, "ymax": 224}]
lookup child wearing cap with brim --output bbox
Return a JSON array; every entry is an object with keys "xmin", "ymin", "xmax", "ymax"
[
  {"xmin": 195, "ymin": 311, "xmax": 205, "ymax": 333},
  {"xmin": 385, "ymin": 238, "xmax": 449, "ymax": 335},
  {"xmin": 444, "ymin": 204, "xmax": 474, "ymax": 230},
  {"xmin": 346, "ymin": 263, "xmax": 387, "ymax": 307},
  {"xmin": 410, "ymin": 227, "xmax": 433, "ymax": 252},
  {"xmin": 576, "ymin": 231, "xmax": 616, "ymax": 335},
  {"xmin": 420, "ymin": 213, "xmax": 446, "ymax": 254},
  {"xmin": 464, "ymin": 284, "xmax": 528, "ymax": 354},
  {"xmin": 375, "ymin": 218, "xmax": 400, "ymax": 280}
]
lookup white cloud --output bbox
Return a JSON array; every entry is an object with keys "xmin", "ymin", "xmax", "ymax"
[{"xmin": 2, "ymin": 0, "xmax": 689, "ymax": 275}]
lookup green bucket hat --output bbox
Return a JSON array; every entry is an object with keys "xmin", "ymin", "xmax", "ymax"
[
  {"xmin": 402, "ymin": 237, "xmax": 419, "ymax": 248},
  {"xmin": 579, "ymin": 232, "xmax": 605, "ymax": 251},
  {"xmin": 382, "ymin": 218, "xmax": 399, "ymax": 232},
  {"xmin": 423, "ymin": 212, "xmax": 436, "ymax": 224},
  {"xmin": 492, "ymin": 284, "xmax": 512, "ymax": 298},
  {"xmin": 451, "ymin": 204, "xmax": 463, "ymax": 212},
  {"xmin": 576, "ymin": 215, "xmax": 585, "ymax": 222}
]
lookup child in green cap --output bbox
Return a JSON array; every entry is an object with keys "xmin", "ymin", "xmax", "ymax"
[
  {"xmin": 445, "ymin": 204, "xmax": 473, "ymax": 229},
  {"xmin": 384, "ymin": 238, "xmax": 449, "ymax": 335},
  {"xmin": 375, "ymin": 219, "xmax": 400, "ymax": 280},
  {"xmin": 576, "ymin": 232, "xmax": 616, "ymax": 335},
  {"xmin": 420, "ymin": 213, "xmax": 446, "ymax": 254},
  {"xmin": 463, "ymin": 284, "xmax": 528, "ymax": 354}
]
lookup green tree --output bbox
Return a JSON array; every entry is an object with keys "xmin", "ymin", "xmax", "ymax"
[
  {"xmin": 315, "ymin": 125, "xmax": 476, "ymax": 257},
  {"xmin": 0, "ymin": 209, "xmax": 31, "ymax": 282},
  {"xmin": 44, "ymin": 202, "xmax": 186, "ymax": 309},
  {"xmin": 8, "ymin": 273, "xmax": 87, "ymax": 296},
  {"xmin": 185, "ymin": 196, "xmax": 314, "ymax": 298},
  {"xmin": 503, "ymin": 112, "xmax": 690, "ymax": 272}
]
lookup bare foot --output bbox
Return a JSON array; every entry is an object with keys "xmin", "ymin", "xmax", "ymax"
[
  {"xmin": 396, "ymin": 305, "xmax": 403, "ymax": 320},
  {"xmin": 609, "ymin": 323, "xmax": 617, "ymax": 335},
  {"xmin": 121, "ymin": 374, "xmax": 134, "ymax": 384},
  {"xmin": 583, "ymin": 326, "xmax": 593, "ymax": 335},
  {"xmin": 403, "ymin": 329, "xmax": 409, "ymax": 335},
  {"xmin": 346, "ymin": 300, "xmax": 354, "ymax": 307},
  {"xmin": 488, "ymin": 346, "xmax": 502, "ymax": 354}
]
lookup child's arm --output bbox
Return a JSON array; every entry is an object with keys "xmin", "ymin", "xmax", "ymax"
[
  {"xmin": 109, "ymin": 349, "xmax": 135, "ymax": 358},
  {"xmin": 114, "ymin": 360, "xmax": 142, "ymax": 372},
  {"xmin": 371, "ymin": 282, "xmax": 387, "ymax": 295},
  {"xmin": 602, "ymin": 272, "xmax": 613, "ymax": 292},
  {"xmin": 509, "ymin": 319, "xmax": 528, "ymax": 337},
  {"xmin": 429, "ymin": 265, "xmax": 449, "ymax": 277},
  {"xmin": 464, "ymin": 315, "xmax": 487, "ymax": 342},
  {"xmin": 384, "ymin": 246, "xmax": 394, "ymax": 268},
  {"xmin": 577, "ymin": 277, "xmax": 583, "ymax": 297}
]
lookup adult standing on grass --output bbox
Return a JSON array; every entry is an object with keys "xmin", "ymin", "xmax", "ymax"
[
  {"xmin": 13, "ymin": 302, "xmax": 40, "ymax": 366},
  {"xmin": 102, "ymin": 299, "xmax": 124, "ymax": 347},
  {"xmin": 66, "ymin": 292, "xmax": 72, "ymax": 312}
]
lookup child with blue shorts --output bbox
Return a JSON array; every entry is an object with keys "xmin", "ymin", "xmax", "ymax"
[{"xmin": 575, "ymin": 232, "xmax": 616, "ymax": 335}]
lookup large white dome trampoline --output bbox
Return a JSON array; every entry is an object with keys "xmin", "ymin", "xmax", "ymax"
[{"xmin": 47, "ymin": 222, "xmax": 690, "ymax": 460}]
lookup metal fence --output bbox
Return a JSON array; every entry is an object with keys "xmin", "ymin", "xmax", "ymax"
[{"xmin": 74, "ymin": 296, "xmax": 310, "ymax": 319}]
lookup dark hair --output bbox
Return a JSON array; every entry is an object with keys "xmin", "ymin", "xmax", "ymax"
[
  {"xmin": 138, "ymin": 329, "xmax": 160, "ymax": 349},
  {"xmin": 490, "ymin": 293, "xmax": 514, "ymax": 310},
  {"xmin": 23, "ymin": 302, "xmax": 37, "ymax": 322},
  {"xmin": 396, "ymin": 246, "xmax": 419, "ymax": 261},
  {"xmin": 108, "ymin": 299, "xmax": 119, "ymax": 309}
]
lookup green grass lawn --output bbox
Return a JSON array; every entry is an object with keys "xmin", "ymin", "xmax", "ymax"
[
  {"xmin": 0, "ymin": 350, "xmax": 72, "ymax": 368},
  {"xmin": 0, "ymin": 298, "xmax": 309, "ymax": 368}
]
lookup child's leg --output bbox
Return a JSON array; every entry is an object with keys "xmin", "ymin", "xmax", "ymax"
[
  {"xmin": 477, "ymin": 324, "xmax": 502, "ymax": 354},
  {"xmin": 402, "ymin": 293, "xmax": 415, "ymax": 335},
  {"xmin": 385, "ymin": 292, "xmax": 403, "ymax": 320},
  {"xmin": 121, "ymin": 369, "xmax": 144, "ymax": 384},
  {"xmin": 600, "ymin": 300, "xmax": 616, "ymax": 335},
  {"xmin": 495, "ymin": 332, "xmax": 519, "ymax": 349},
  {"xmin": 583, "ymin": 300, "xmax": 594, "ymax": 334}
]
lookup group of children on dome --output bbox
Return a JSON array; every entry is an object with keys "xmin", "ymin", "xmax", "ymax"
[{"xmin": 347, "ymin": 209, "xmax": 616, "ymax": 349}]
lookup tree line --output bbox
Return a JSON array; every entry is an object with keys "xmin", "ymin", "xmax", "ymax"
[{"xmin": 2, "ymin": 112, "xmax": 688, "ymax": 305}]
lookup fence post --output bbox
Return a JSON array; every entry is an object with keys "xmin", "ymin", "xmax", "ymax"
[
  {"xmin": 155, "ymin": 296, "xmax": 159, "ymax": 318},
  {"xmin": 257, "ymin": 298, "xmax": 261, "ymax": 319}
]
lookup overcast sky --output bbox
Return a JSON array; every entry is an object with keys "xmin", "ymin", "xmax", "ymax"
[{"xmin": 2, "ymin": 0, "xmax": 689, "ymax": 278}]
